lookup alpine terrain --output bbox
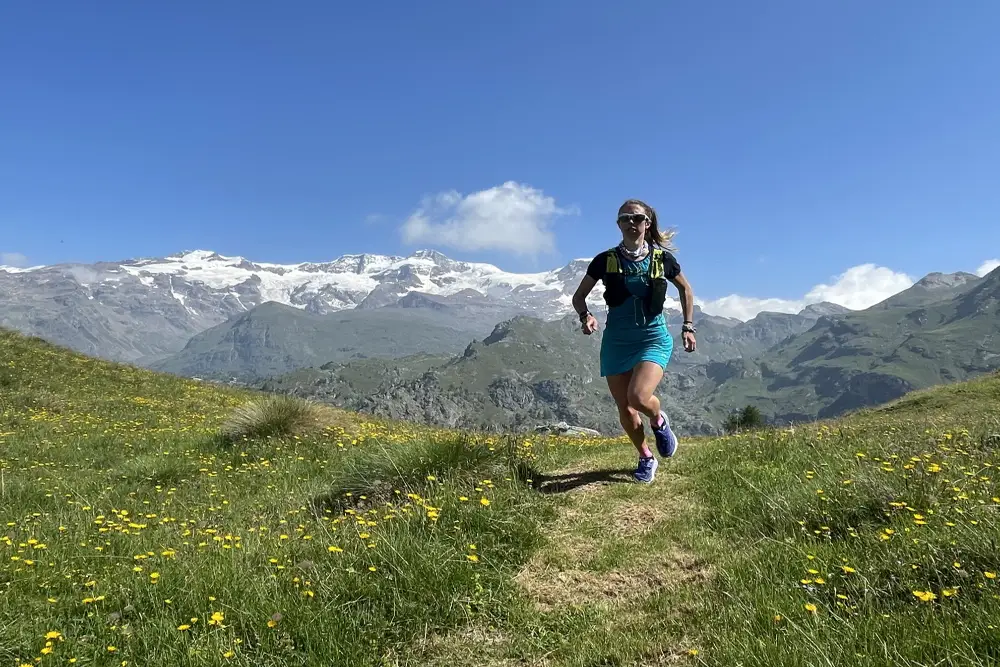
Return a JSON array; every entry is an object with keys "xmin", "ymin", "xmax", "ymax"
[
  {"xmin": 0, "ymin": 249, "xmax": 604, "ymax": 365},
  {"xmin": 263, "ymin": 266, "xmax": 1000, "ymax": 435},
  {"xmin": 4, "ymin": 247, "xmax": 998, "ymax": 436}
]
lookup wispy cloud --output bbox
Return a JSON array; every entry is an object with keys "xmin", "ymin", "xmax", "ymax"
[
  {"xmin": 0, "ymin": 252, "xmax": 29, "ymax": 268},
  {"xmin": 696, "ymin": 295, "xmax": 804, "ymax": 322},
  {"xmin": 976, "ymin": 259, "xmax": 1000, "ymax": 277},
  {"xmin": 400, "ymin": 181, "xmax": 575, "ymax": 257},
  {"xmin": 699, "ymin": 263, "xmax": 915, "ymax": 320}
]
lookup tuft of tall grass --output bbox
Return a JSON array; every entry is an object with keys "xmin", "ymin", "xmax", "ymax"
[{"xmin": 218, "ymin": 394, "xmax": 324, "ymax": 443}]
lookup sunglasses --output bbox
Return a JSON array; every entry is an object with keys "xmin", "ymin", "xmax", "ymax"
[{"xmin": 617, "ymin": 213, "xmax": 650, "ymax": 226}]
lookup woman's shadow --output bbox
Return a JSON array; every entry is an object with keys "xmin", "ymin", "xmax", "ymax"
[{"xmin": 530, "ymin": 468, "xmax": 635, "ymax": 494}]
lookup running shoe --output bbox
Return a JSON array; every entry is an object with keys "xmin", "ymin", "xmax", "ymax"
[
  {"xmin": 652, "ymin": 410, "xmax": 678, "ymax": 458},
  {"xmin": 634, "ymin": 455, "xmax": 658, "ymax": 483}
]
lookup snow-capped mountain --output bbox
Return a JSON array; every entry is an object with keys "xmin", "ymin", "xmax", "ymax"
[
  {"xmin": 6, "ymin": 248, "xmax": 599, "ymax": 313},
  {"xmin": 0, "ymin": 248, "xmax": 607, "ymax": 364}
]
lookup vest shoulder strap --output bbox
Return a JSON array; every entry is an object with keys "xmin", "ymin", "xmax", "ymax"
[
  {"xmin": 605, "ymin": 248, "xmax": 620, "ymax": 274},
  {"xmin": 649, "ymin": 248, "xmax": 665, "ymax": 279}
]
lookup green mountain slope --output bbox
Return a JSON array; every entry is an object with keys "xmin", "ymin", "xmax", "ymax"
[
  {"xmin": 265, "ymin": 269, "xmax": 1000, "ymax": 436},
  {"xmin": 261, "ymin": 308, "xmax": 808, "ymax": 436},
  {"xmin": 152, "ymin": 300, "xmax": 506, "ymax": 381},
  {"xmin": 703, "ymin": 267, "xmax": 1000, "ymax": 422}
]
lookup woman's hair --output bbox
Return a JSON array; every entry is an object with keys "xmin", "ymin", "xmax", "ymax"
[{"xmin": 619, "ymin": 198, "xmax": 677, "ymax": 251}]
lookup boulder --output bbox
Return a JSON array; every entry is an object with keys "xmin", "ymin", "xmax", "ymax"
[{"xmin": 533, "ymin": 421, "xmax": 602, "ymax": 437}]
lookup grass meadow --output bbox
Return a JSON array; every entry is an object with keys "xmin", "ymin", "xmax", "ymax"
[{"xmin": 3, "ymin": 327, "xmax": 1000, "ymax": 666}]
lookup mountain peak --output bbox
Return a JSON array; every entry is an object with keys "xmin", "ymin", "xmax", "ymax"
[
  {"xmin": 410, "ymin": 249, "xmax": 452, "ymax": 262},
  {"xmin": 165, "ymin": 249, "xmax": 226, "ymax": 262},
  {"xmin": 799, "ymin": 302, "xmax": 851, "ymax": 318},
  {"xmin": 915, "ymin": 271, "xmax": 980, "ymax": 290}
]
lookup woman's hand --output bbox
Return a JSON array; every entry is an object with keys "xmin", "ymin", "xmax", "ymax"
[
  {"xmin": 682, "ymin": 330, "xmax": 696, "ymax": 352},
  {"xmin": 581, "ymin": 313, "xmax": 598, "ymax": 335}
]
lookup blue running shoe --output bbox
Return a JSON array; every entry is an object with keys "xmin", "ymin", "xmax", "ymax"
[
  {"xmin": 633, "ymin": 456, "xmax": 658, "ymax": 484},
  {"xmin": 652, "ymin": 411, "xmax": 678, "ymax": 458}
]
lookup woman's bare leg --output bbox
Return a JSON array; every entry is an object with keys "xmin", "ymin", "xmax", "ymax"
[
  {"xmin": 626, "ymin": 361, "xmax": 664, "ymax": 424},
  {"xmin": 627, "ymin": 361, "xmax": 678, "ymax": 457},
  {"xmin": 606, "ymin": 370, "xmax": 651, "ymax": 458}
]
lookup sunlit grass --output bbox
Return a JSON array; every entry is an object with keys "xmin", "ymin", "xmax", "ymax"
[
  {"xmin": 5, "ymin": 327, "xmax": 1000, "ymax": 666},
  {"xmin": 680, "ymin": 372, "xmax": 1000, "ymax": 665},
  {"xmin": 0, "ymin": 329, "xmax": 604, "ymax": 666}
]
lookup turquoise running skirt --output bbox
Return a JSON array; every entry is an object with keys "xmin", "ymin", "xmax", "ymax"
[{"xmin": 599, "ymin": 300, "xmax": 674, "ymax": 377}]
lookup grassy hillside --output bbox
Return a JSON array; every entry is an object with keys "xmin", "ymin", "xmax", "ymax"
[
  {"xmin": 704, "ymin": 268, "xmax": 1000, "ymax": 422},
  {"xmin": 261, "ymin": 269, "xmax": 1000, "ymax": 438},
  {"xmin": 4, "ymin": 327, "xmax": 1000, "ymax": 666},
  {"xmin": 0, "ymin": 328, "xmax": 570, "ymax": 665},
  {"xmin": 151, "ymin": 301, "xmax": 503, "ymax": 382},
  {"xmin": 263, "ymin": 313, "xmax": 721, "ymax": 436}
]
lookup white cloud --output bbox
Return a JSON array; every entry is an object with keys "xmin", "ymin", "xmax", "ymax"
[
  {"xmin": 802, "ymin": 264, "xmax": 915, "ymax": 310},
  {"xmin": 699, "ymin": 263, "xmax": 915, "ymax": 321},
  {"xmin": 976, "ymin": 259, "xmax": 1000, "ymax": 277},
  {"xmin": 697, "ymin": 295, "xmax": 804, "ymax": 322},
  {"xmin": 401, "ymin": 181, "xmax": 574, "ymax": 257},
  {"xmin": 0, "ymin": 252, "xmax": 28, "ymax": 268}
]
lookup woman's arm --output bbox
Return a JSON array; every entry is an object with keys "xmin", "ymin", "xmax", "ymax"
[
  {"xmin": 669, "ymin": 271, "xmax": 697, "ymax": 352},
  {"xmin": 572, "ymin": 275, "xmax": 597, "ymax": 317},
  {"xmin": 669, "ymin": 271, "xmax": 695, "ymax": 323},
  {"xmin": 572, "ymin": 275, "xmax": 599, "ymax": 334}
]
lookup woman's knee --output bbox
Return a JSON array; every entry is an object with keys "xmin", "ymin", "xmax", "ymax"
[
  {"xmin": 617, "ymin": 402, "xmax": 638, "ymax": 417},
  {"xmin": 617, "ymin": 404, "xmax": 641, "ymax": 427},
  {"xmin": 626, "ymin": 387, "xmax": 648, "ymax": 411}
]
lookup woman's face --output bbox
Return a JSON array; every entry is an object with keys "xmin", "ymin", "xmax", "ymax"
[{"xmin": 617, "ymin": 204, "xmax": 648, "ymax": 242}]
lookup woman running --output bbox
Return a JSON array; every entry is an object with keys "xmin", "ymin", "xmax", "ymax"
[{"xmin": 572, "ymin": 198, "xmax": 697, "ymax": 483}]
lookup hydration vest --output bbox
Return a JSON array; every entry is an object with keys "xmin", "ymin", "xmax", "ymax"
[{"xmin": 602, "ymin": 247, "xmax": 669, "ymax": 316}]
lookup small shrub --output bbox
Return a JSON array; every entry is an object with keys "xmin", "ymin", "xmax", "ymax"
[
  {"xmin": 723, "ymin": 404, "xmax": 766, "ymax": 434},
  {"xmin": 218, "ymin": 393, "xmax": 323, "ymax": 443}
]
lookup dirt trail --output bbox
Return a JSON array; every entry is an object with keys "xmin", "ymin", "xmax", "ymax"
[
  {"xmin": 515, "ymin": 451, "xmax": 711, "ymax": 613},
  {"xmin": 417, "ymin": 444, "xmax": 712, "ymax": 666}
]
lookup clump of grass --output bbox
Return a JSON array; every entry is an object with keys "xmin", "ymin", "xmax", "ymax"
[{"xmin": 218, "ymin": 393, "xmax": 323, "ymax": 443}]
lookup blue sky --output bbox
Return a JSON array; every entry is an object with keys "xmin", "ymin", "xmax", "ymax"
[{"xmin": 2, "ymin": 1, "xmax": 999, "ymax": 316}]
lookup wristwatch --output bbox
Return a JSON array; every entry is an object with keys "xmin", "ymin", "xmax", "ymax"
[
  {"xmin": 578, "ymin": 310, "xmax": 591, "ymax": 322},
  {"xmin": 681, "ymin": 320, "xmax": 696, "ymax": 334}
]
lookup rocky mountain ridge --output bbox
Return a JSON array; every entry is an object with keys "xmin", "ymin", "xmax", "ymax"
[
  {"xmin": 261, "ymin": 266, "xmax": 1000, "ymax": 436},
  {"xmin": 0, "ymin": 248, "xmax": 602, "ymax": 363},
  {"xmin": 1, "ymin": 247, "xmax": 844, "ymax": 367}
]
